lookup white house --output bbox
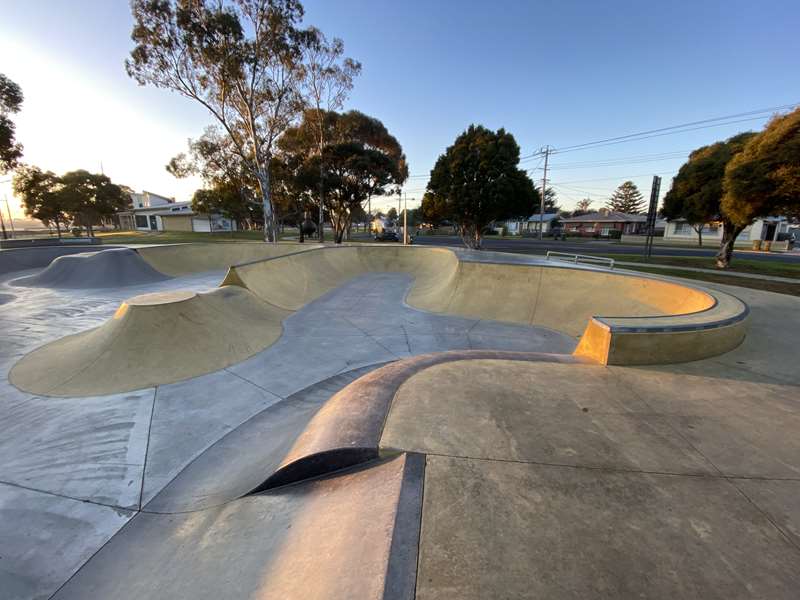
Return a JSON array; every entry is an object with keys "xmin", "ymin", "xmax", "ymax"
[
  {"xmin": 118, "ymin": 192, "xmax": 236, "ymax": 233},
  {"xmin": 505, "ymin": 213, "xmax": 561, "ymax": 235},
  {"xmin": 663, "ymin": 216, "xmax": 790, "ymax": 247}
]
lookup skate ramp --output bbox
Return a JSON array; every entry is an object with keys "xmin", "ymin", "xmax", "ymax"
[
  {"xmin": 9, "ymin": 245, "xmax": 748, "ymax": 397},
  {"xmin": 136, "ymin": 242, "xmax": 321, "ymax": 276},
  {"xmin": 9, "ymin": 286, "xmax": 289, "ymax": 397},
  {"xmin": 12, "ymin": 248, "xmax": 169, "ymax": 289}
]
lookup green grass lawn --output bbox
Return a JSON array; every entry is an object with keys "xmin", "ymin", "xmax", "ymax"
[
  {"xmin": 621, "ymin": 265, "xmax": 800, "ymax": 297},
  {"xmin": 594, "ymin": 254, "xmax": 800, "ymax": 279}
]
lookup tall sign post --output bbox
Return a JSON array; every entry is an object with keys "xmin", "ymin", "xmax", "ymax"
[{"xmin": 644, "ymin": 175, "xmax": 662, "ymax": 261}]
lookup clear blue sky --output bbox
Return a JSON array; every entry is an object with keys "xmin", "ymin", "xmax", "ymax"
[{"xmin": 1, "ymin": 0, "xmax": 799, "ymax": 216}]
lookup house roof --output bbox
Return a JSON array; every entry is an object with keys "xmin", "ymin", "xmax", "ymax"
[
  {"xmin": 525, "ymin": 213, "xmax": 560, "ymax": 222},
  {"xmin": 562, "ymin": 211, "xmax": 647, "ymax": 223}
]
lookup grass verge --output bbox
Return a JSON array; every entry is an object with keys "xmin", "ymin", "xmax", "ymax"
[{"xmin": 622, "ymin": 265, "xmax": 800, "ymax": 297}]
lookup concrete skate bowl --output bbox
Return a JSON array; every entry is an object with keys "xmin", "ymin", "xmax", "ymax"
[{"xmin": 9, "ymin": 245, "xmax": 748, "ymax": 397}]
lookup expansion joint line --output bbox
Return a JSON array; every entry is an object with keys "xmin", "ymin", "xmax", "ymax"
[{"xmin": 609, "ymin": 369, "xmax": 800, "ymax": 554}]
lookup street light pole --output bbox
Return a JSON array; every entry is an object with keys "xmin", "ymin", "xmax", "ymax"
[
  {"xmin": 403, "ymin": 193, "xmax": 408, "ymax": 245},
  {"xmin": 539, "ymin": 145, "xmax": 550, "ymax": 241}
]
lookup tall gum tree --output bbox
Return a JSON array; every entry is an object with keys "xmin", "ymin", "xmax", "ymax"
[
  {"xmin": 0, "ymin": 74, "xmax": 23, "ymax": 174},
  {"xmin": 126, "ymin": 0, "xmax": 315, "ymax": 242},
  {"xmin": 299, "ymin": 28, "xmax": 361, "ymax": 242},
  {"xmin": 720, "ymin": 108, "xmax": 800, "ymax": 267}
]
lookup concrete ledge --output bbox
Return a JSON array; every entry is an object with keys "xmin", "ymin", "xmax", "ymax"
[
  {"xmin": 252, "ymin": 351, "xmax": 578, "ymax": 492},
  {"xmin": 574, "ymin": 279, "xmax": 749, "ymax": 365}
]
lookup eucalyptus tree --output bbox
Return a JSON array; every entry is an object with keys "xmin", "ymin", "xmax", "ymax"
[
  {"xmin": 126, "ymin": 0, "xmax": 315, "ymax": 242},
  {"xmin": 167, "ymin": 127, "xmax": 263, "ymax": 229},
  {"xmin": 299, "ymin": 28, "xmax": 361, "ymax": 241},
  {"xmin": 0, "ymin": 73, "xmax": 23, "ymax": 174}
]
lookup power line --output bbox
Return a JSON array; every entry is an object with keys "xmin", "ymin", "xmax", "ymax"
[
  {"xmin": 552, "ymin": 115, "xmax": 773, "ymax": 155},
  {"xmin": 552, "ymin": 102, "xmax": 797, "ymax": 153},
  {"xmin": 551, "ymin": 170, "xmax": 679, "ymax": 185}
]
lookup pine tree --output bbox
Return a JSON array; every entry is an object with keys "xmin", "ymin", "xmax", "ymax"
[{"xmin": 606, "ymin": 181, "xmax": 645, "ymax": 213}]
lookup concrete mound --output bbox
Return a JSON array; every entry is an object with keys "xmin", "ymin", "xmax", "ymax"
[
  {"xmin": 9, "ymin": 286, "xmax": 289, "ymax": 396},
  {"xmin": 13, "ymin": 248, "xmax": 170, "ymax": 289}
]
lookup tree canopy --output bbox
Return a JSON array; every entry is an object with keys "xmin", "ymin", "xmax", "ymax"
[
  {"xmin": 127, "ymin": 0, "xmax": 319, "ymax": 242},
  {"xmin": 426, "ymin": 125, "xmax": 538, "ymax": 249},
  {"xmin": 723, "ymin": 108, "xmax": 800, "ymax": 225},
  {"xmin": 661, "ymin": 132, "xmax": 756, "ymax": 246},
  {"xmin": 420, "ymin": 191, "xmax": 449, "ymax": 227},
  {"xmin": 606, "ymin": 181, "xmax": 645, "ymax": 213},
  {"xmin": 0, "ymin": 73, "xmax": 23, "ymax": 174},
  {"xmin": 13, "ymin": 166, "xmax": 68, "ymax": 237},
  {"xmin": 278, "ymin": 109, "xmax": 407, "ymax": 242},
  {"xmin": 13, "ymin": 167, "xmax": 128, "ymax": 237}
]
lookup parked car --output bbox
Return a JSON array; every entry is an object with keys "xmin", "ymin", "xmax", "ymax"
[{"xmin": 374, "ymin": 230, "xmax": 399, "ymax": 242}]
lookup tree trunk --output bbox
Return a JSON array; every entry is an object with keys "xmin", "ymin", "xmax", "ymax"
[
  {"xmin": 55, "ymin": 220, "xmax": 62, "ymax": 239},
  {"xmin": 318, "ymin": 150, "xmax": 325, "ymax": 244},
  {"xmin": 693, "ymin": 225, "xmax": 703, "ymax": 247},
  {"xmin": 459, "ymin": 224, "xmax": 482, "ymax": 250},
  {"xmin": 716, "ymin": 221, "xmax": 745, "ymax": 269},
  {"xmin": 256, "ymin": 169, "xmax": 277, "ymax": 243}
]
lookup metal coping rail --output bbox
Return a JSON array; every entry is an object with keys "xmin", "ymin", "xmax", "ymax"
[{"xmin": 546, "ymin": 251, "xmax": 615, "ymax": 269}]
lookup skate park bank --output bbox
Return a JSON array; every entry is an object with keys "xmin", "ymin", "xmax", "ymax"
[{"xmin": 1, "ymin": 242, "xmax": 799, "ymax": 599}]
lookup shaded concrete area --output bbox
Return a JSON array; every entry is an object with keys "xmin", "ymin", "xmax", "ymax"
[
  {"xmin": 52, "ymin": 454, "xmax": 423, "ymax": 600},
  {"xmin": 0, "ymin": 483, "xmax": 133, "ymax": 600}
]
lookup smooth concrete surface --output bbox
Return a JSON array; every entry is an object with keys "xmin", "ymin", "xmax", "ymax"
[
  {"xmin": 12, "ymin": 248, "xmax": 169, "ymax": 289},
  {"xmin": 416, "ymin": 456, "xmax": 800, "ymax": 599},
  {"xmin": 135, "ymin": 241, "xmax": 320, "ymax": 276},
  {"xmin": 0, "ymin": 483, "xmax": 134, "ymax": 600},
  {"xmin": 52, "ymin": 454, "xmax": 423, "ymax": 600}
]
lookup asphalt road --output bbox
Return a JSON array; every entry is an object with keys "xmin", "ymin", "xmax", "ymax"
[{"xmin": 412, "ymin": 235, "xmax": 800, "ymax": 263}]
